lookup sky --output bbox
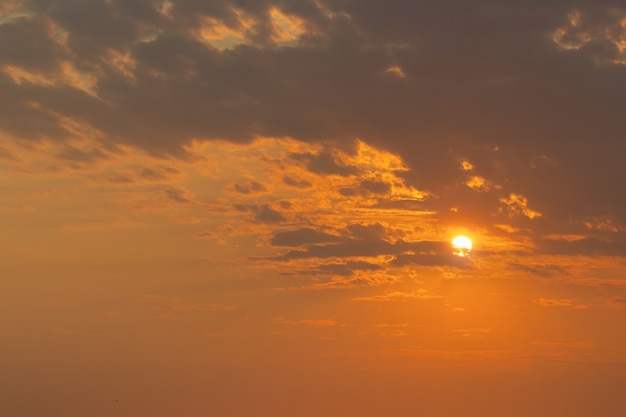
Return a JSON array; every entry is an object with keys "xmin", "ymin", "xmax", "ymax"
[{"xmin": 2, "ymin": 0, "xmax": 626, "ymax": 416}]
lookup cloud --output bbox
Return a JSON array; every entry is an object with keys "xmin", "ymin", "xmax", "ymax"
[
  {"xmin": 103, "ymin": 166, "xmax": 182, "ymax": 185},
  {"xmin": 271, "ymin": 237, "xmax": 454, "ymax": 264},
  {"xmin": 234, "ymin": 202, "xmax": 286, "ymax": 224},
  {"xmin": 509, "ymin": 263, "xmax": 567, "ymax": 278},
  {"xmin": 226, "ymin": 180, "xmax": 268, "ymax": 195},
  {"xmin": 272, "ymin": 239, "xmax": 396, "ymax": 260},
  {"xmin": 353, "ymin": 289, "xmax": 442, "ymax": 302},
  {"xmin": 290, "ymin": 151, "xmax": 358, "ymax": 177},
  {"xmin": 0, "ymin": 146, "xmax": 17, "ymax": 160},
  {"xmin": 140, "ymin": 167, "xmax": 181, "ymax": 182},
  {"xmin": 313, "ymin": 260, "xmax": 383, "ymax": 277},
  {"xmin": 272, "ymin": 318, "xmax": 346, "ymax": 327},
  {"xmin": 281, "ymin": 173, "xmax": 312, "ymax": 188},
  {"xmin": 2, "ymin": 0, "xmax": 626, "ymax": 260},
  {"xmin": 271, "ymin": 227, "xmax": 341, "ymax": 246},
  {"xmin": 252, "ymin": 204, "xmax": 286, "ymax": 224},
  {"xmin": 500, "ymin": 193, "xmax": 542, "ymax": 219},
  {"xmin": 552, "ymin": 8, "xmax": 626, "ymax": 64},
  {"xmin": 359, "ymin": 179, "xmax": 391, "ymax": 195},
  {"xmin": 535, "ymin": 298, "xmax": 589, "ymax": 309},
  {"xmin": 346, "ymin": 222, "xmax": 389, "ymax": 241},
  {"xmin": 535, "ymin": 234, "xmax": 626, "ymax": 256},
  {"xmin": 164, "ymin": 187, "xmax": 196, "ymax": 204},
  {"xmin": 391, "ymin": 252, "xmax": 471, "ymax": 268},
  {"xmin": 262, "ymin": 219, "xmax": 469, "ymax": 273},
  {"xmin": 452, "ymin": 328, "xmax": 491, "ymax": 337}
]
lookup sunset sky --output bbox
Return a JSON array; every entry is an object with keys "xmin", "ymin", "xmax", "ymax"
[{"xmin": 2, "ymin": 1, "xmax": 626, "ymax": 416}]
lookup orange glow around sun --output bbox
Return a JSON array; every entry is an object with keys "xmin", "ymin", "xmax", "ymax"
[{"xmin": 452, "ymin": 235, "xmax": 472, "ymax": 257}]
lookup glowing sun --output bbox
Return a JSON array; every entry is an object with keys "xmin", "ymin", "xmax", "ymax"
[{"xmin": 451, "ymin": 236, "xmax": 472, "ymax": 257}]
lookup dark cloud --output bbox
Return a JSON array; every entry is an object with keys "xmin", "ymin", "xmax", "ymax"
[
  {"xmin": 233, "ymin": 204, "xmax": 286, "ymax": 224},
  {"xmin": 290, "ymin": 151, "xmax": 358, "ymax": 177},
  {"xmin": 0, "ymin": 146, "xmax": 17, "ymax": 161},
  {"xmin": 227, "ymin": 180, "xmax": 268, "ymax": 194},
  {"xmin": 164, "ymin": 187, "xmax": 194, "ymax": 203},
  {"xmin": 253, "ymin": 204, "xmax": 285, "ymax": 223},
  {"xmin": 105, "ymin": 167, "xmax": 180, "ymax": 184},
  {"xmin": 268, "ymin": 223, "xmax": 462, "ymax": 267},
  {"xmin": 281, "ymin": 260, "xmax": 383, "ymax": 277},
  {"xmin": 282, "ymin": 174, "xmax": 312, "ymax": 189},
  {"xmin": 315, "ymin": 260, "xmax": 383, "ymax": 276},
  {"xmin": 139, "ymin": 167, "xmax": 181, "ymax": 181},
  {"xmin": 534, "ymin": 234, "xmax": 626, "ymax": 256},
  {"xmin": 0, "ymin": 15, "xmax": 64, "ymax": 71},
  {"xmin": 106, "ymin": 173, "xmax": 135, "ymax": 184},
  {"xmin": 271, "ymin": 228, "xmax": 341, "ymax": 246},
  {"xmin": 55, "ymin": 145, "xmax": 110, "ymax": 167},
  {"xmin": 360, "ymin": 179, "xmax": 391, "ymax": 195},
  {"xmin": 2, "ymin": 0, "xmax": 626, "ymax": 252},
  {"xmin": 338, "ymin": 180, "xmax": 394, "ymax": 198},
  {"xmin": 0, "ymin": 78, "xmax": 84, "ymax": 142},
  {"xmin": 234, "ymin": 203, "xmax": 286, "ymax": 223},
  {"xmin": 338, "ymin": 187, "xmax": 357, "ymax": 197},
  {"xmin": 370, "ymin": 199, "xmax": 425, "ymax": 211},
  {"xmin": 273, "ymin": 239, "xmax": 396, "ymax": 260},
  {"xmin": 391, "ymin": 252, "xmax": 470, "ymax": 268},
  {"xmin": 347, "ymin": 223, "xmax": 388, "ymax": 241},
  {"xmin": 508, "ymin": 263, "xmax": 568, "ymax": 278}
]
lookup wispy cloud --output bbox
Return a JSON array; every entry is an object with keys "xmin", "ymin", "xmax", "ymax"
[
  {"xmin": 353, "ymin": 289, "xmax": 442, "ymax": 302},
  {"xmin": 272, "ymin": 318, "xmax": 347, "ymax": 327},
  {"xmin": 535, "ymin": 298, "xmax": 589, "ymax": 309}
]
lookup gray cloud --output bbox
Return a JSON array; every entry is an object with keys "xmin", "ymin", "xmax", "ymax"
[
  {"xmin": 140, "ymin": 167, "xmax": 181, "ymax": 181},
  {"xmin": 228, "ymin": 180, "xmax": 268, "ymax": 194},
  {"xmin": 346, "ymin": 222, "xmax": 388, "ymax": 241},
  {"xmin": 290, "ymin": 151, "xmax": 358, "ymax": 177},
  {"xmin": 235, "ymin": 203, "xmax": 286, "ymax": 224},
  {"xmin": 271, "ymin": 228, "xmax": 342, "ymax": 246},
  {"xmin": 360, "ymin": 179, "xmax": 391, "ymax": 195},
  {"xmin": 254, "ymin": 205, "xmax": 286, "ymax": 223},
  {"xmin": 268, "ymin": 222, "xmax": 464, "ymax": 267},
  {"xmin": 535, "ymin": 234, "xmax": 626, "ymax": 256},
  {"xmin": 164, "ymin": 187, "xmax": 194, "ymax": 203},
  {"xmin": 315, "ymin": 260, "xmax": 383, "ymax": 276},
  {"xmin": 0, "ymin": 146, "xmax": 17, "ymax": 161},
  {"xmin": 3, "ymin": 0, "xmax": 626, "ymax": 253},
  {"xmin": 55, "ymin": 145, "xmax": 111, "ymax": 168},
  {"xmin": 282, "ymin": 174, "xmax": 312, "ymax": 188}
]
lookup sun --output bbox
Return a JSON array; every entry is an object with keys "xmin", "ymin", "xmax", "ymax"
[{"xmin": 451, "ymin": 235, "xmax": 472, "ymax": 257}]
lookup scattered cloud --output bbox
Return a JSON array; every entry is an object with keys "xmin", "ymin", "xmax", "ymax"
[
  {"xmin": 509, "ymin": 263, "xmax": 567, "ymax": 278},
  {"xmin": 271, "ymin": 228, "xmax": 341, "ymax": 247},
  {"xmin": 353, "ymin": 289, "xmax": 442, "ymax": 302},
  {"xmin": 164, "ymin": 187, "xmax": 196, "ymax": 204},
  {"xmin": 553, "ymin": 8, "xmax": 626, "ymax": 65},
  {"xmin": 282, "ymin": 173, "xmax": 312, "ymax": 188},
  {"xmin": 226, "ymin": 180, "xmax": 268, "ymax": 195},
  {"xmin": 452, "ymin": 328, "xmax": 491, "ymax": 337},
  {"xmin": 384, "ymin": 65, "xmax": 405, "ymax": 78},
  {"xmin": 291, "ymin": 151, "xmax": 358, "ymax": 177},
  {"xmin": 272, "ymin": 318, "xmax": 346, "ymax": 327},
  {"xmin": 500, "ymin": 193, "xmax": 542, "ymax": 219},
  {"xmin": 535, "ymin": 298, "xmax": 589, "ymax": 309}
]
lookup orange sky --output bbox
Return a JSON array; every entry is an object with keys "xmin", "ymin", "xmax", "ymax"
[{"xmin": 2, "ymin": 1, "xmax": 626, "ymax": 416}]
